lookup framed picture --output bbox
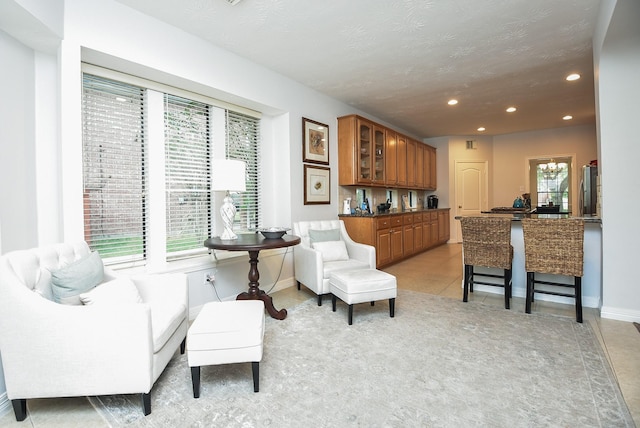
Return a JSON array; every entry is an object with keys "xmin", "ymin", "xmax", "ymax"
[
  {"xmin": 302, "ymin": 117, "xmax": 329, "ymax": 165},
  {"xmin": 304, "ymin": 165, "xmax": 330, "ymax": 205}
]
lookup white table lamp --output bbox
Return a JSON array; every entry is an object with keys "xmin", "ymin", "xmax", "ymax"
[{"xmin": 211, "ymin": 159, "xmax": 246, "ymax": 240}]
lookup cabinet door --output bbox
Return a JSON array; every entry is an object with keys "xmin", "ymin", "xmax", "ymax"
[
  {"xmin": 391, "ymin": 229, "xmax": 403, "ymax": 261},
  {"xmin": 385, "ymin": 130, "xmax": 397, "ymax": 185},
  {"xmin": 357, "ymin": 119, "xmax": 373, "ymax": 184},
  {"xmin": 423, "ymin": 220, "xmax": 431, "ymax": 248},
  {"xmin": 429, "ymin": 146, "xmax": 437, "ymax": 189},
  {"xmin": 438, "ymin": 210, "xmax": 450, "ymax": 242},
  {"xmin": 403, "ymin": 225, "xmax": 414, "ymax": 256},
  {"xmin": 376, "ymin": 228, "xmax": 392, "ymax": 267},
  {"xmin": 396, "ymin": 135, "xmax": 407, "ymax": 186},
  {"xmin": 415, "ymin": 143, "xmax": 424, "ymax": 189},
  {"xmin": 414, "ymin": 222, "xmax": 423, "ymax": 251},
  {"xmin": 407, "ymin": 139, "xmax": 416, "ymax": 187},
  {"xmin": 373, "ymin": 125, "xmax": 385, "ymax": 183},
  {"xmin": 423, "ymin": 146, "xmax": 432, "ymax": 189}
]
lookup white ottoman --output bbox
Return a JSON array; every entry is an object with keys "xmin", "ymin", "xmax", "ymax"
[
  {"xmin": 187, "ymin": 300, "xmax": 265, "ymax": 397},
  {"xmin": 329, "ymin": 269, "xmax": 397, "ymax": 325}
]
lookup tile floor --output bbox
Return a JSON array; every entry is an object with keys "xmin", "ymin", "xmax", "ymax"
[{"xmin": 1, "ymin": 243, "xmax": 638, "ymax": 427}]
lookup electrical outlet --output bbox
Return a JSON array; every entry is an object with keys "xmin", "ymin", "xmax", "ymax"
[{"xmin": 203, "ymin": 271, "xmax": 216, "ymax": 284}]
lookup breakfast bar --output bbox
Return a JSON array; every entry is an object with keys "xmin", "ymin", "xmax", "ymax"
[{"xmin": 455, "ymin": 214, "xmax": 602, "ymax": 308}]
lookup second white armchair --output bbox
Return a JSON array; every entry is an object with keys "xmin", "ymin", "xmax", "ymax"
[{"xmin": 292, "ymin": 220, "xmax": 375, "ymax": 305}]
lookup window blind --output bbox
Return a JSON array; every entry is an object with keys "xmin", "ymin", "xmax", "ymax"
[
  {"xmin": 226, "ymin": 110, "xmax": 261, "ymax": 231},
  {"xmin": 82, "ymin": 74, "xmax": 146, "ymax": 262},
  {"xmin": 164, "ymin": 94, "xmax": 211, "ymax": 258}
]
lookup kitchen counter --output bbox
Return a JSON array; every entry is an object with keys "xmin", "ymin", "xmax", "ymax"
[
  {"xmin": 339, "ymin": 207, "xmax": 449, "ymax": 218},
  {"xmin": 457, "ymin": 212, "xmax": 601, "ymax": 223},
  {"xmin": 455, "ymin": 214, "xmax": 602, "ymax": 308}
]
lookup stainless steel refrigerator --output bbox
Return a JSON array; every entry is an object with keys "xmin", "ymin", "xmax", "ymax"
[{"xmin": 579, "ymin": 165, "xmax": 598, "ymax": 216}]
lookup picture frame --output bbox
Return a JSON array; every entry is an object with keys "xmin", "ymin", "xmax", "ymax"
[
  {"xmin": 304, "ymin": 164, "xmax": 331, "ymax": 205},
  {"xmin": 302, "ymin": 117, "xmax": 329, "ymax": 165}
]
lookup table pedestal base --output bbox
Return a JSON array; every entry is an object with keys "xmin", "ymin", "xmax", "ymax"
[
  {"xmin": 237, "ymin": 290, "xmax": 287, "ymax": 320},
  {"xmin": 236, "ymin": 249, "xmax": 288, "ymax": 320}
]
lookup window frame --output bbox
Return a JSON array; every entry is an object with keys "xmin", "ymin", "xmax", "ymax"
[{"xmin": 80, "ymin": 64, "xmax": 262, "ymax": 269}]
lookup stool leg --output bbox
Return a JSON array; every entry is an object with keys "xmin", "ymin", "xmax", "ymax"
[
  {"xmin": 575, "ymin": 276, "xmax": 583, "ymax": 323},
  {"xmin": 180, "ymin": 337, "xmax": 186, "ymax": 354},
  {"xmin": 252, "ymin": 362, "xmax": 260, "ymax": 392},
  {"xmin": 525, "ymin": 272, "xmax": 534, "ymax": 314},
  {"xmin": 297, "ymin": 280, "xmax": 301, "ymax": 290},
  {"xmin": 331, "ymin": 294, "xmax": 337, "ymax": 312},
  {"xmin": 469, "ymin": 265, "xmax": 474, "ymax": 293},
  {"xmin": 389, "ymin": 298, "xmax": 395, "ymax": 318},
  {"xmin": 191, "ymin": 366, "xmax": 201, "ymax": 398},
  {"xmin": 504, "ymin": 269, "xmax": 511, "ymax": 310},
  {"xmin": 371, "ymin": 301, "xmax": 375, "ymax": 306},
  {"xmin": 348, "ymin": 304, "xmax": 353, "ymax": 325},
  {"xmin": 463, "ymin": 265, "xmax": 470, "ymax": 302}
]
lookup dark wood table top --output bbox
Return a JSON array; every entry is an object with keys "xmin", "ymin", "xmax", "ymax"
[{"xmin": 204, "ymin": 233, "xmax": 300, "ymax": 252}]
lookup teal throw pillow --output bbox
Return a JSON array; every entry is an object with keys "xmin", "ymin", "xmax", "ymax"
[
  {"xmin": 51, "ymin": 251, "xmax": 104, "ymax": 305},
  {"xmin": 308, "ymin": 228, "xmax": 341, "ymax": 243}
]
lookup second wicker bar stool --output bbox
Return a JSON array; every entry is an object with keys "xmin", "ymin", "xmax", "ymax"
[
  {"xmin": 522, "ymin": 218, "xmax": 585, "ymax": 323},
  {"xmin": 459, "ymin": 216, "xmax": 513, "ymax": 309}
]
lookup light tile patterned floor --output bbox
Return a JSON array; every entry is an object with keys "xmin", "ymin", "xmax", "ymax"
[{"xmin": 1, "ymin": 243, "xmax": 638, "ymax": 426}]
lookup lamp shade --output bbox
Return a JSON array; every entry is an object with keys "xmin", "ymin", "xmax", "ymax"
[{"xmin": 211, "ymin": 159, "xmax": 246, "ymax": 192}]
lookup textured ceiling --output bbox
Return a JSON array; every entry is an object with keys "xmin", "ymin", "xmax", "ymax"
[{"xmin": 115, "ymin": 0, "xmax": 601, "ymax": 138}]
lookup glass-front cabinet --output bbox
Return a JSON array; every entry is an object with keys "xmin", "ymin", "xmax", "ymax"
[
  {"xmin": 357, "ymin": 119, "xmax": 372, "ymax": 183},
  {"xmin": 373, "ymin": 125, "xmax": 385, "ymax": 183}
]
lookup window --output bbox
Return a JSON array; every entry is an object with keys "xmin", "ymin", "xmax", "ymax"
[
  {"xmin": 529, "ymin": 157, "xmax": 572, "ymax": 211},
  {"xmin": 82, "ymin": 70, "xmax": 261, "ymax": 265}
]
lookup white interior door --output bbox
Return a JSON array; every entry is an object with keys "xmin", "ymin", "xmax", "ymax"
[{"xmin": 454, "ymin": 161, "xmax": 488, "ymax": 242}]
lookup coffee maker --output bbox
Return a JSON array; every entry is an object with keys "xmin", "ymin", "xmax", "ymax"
[{"xmin": 427, "ymin": 195, "xmax": 439, "ymax": 209}]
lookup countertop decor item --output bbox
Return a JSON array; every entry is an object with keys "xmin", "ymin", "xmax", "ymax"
[{"xmin": 257, "ymin": 227, "xmax": 290, "ymax": 239}]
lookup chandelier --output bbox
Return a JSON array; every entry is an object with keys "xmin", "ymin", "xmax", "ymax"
[{"xmin": 540, "ymin": 161, "xmax": 565, "ymax": 179}]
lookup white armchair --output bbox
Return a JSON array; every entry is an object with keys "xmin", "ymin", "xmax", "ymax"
[
  {"xmin": 293, "ymin": 220, "xmax": 375, "ymax": 305},
  {"xmin": 0, "ymin": 242, "xmax": 188, "ymax": 421}
]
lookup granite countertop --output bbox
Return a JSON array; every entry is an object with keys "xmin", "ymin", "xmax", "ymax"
[
  {"xmin": 455, "ymin": 212, "xmax": 602, "ymax": 223},
  {"xmin": 338, "ymin": 207, "xmax": 449, "ymax": 218}
]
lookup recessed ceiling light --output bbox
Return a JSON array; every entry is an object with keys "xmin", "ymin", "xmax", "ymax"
[
  {"xmin": 563, "ymin": 115, "xmax": 573, "ymax": 120},
  {"xmin": 506, "ymin": 107, "xmax": 517, "ymax": 113},
  {"xmin": 477, "ymin": 127, "xmax": 486, "ymax": 132},
  {"xmin": 566, "ymin": 73, "xmax": 581, "ymax": 81},
  {"xmin": 448, "ymin": 99, "xmax": 458, "ymax": 105}
]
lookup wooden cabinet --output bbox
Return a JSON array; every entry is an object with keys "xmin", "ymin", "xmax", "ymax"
[
  {"xmin": 341, "ymin": 209, "xmax": 449, "ymax": 268},
  {"xmin": 425, "ymin": 145, "xmax": 437, "ymax": 190},
  {"xmin": 407, "ymin": 139, "xmax": 416, "ymax": 188},
  {"xmin": 415, "ymin": 143, "xmax": 424, "ymax": 189},
  {"xmin": 338, "ymin": 114, "xmax": 436, "ymax": 190},
  {"xmin": 396, "ymin": 134, "xmax": 407, "ymax": 187},
  {"xmin": 402, "ymin": 214, "xmax": 414, "ymax": 256},
  {"xmin": 337, "ymin": 115, "xmax": 377, "ymax": 185},
  {"xmin": 438, "ymin": 209, "xmax": 450, "ymax": 242},
  {"xmin": 413, "ymin": 213, "xmax": 423, "ymax": 251},
  {"xmin": 373, "ymin": 125, "xmax": 385, "ymax": 183},
  {"xmin": 385, "ymin": 131, "xmax": 397, "ymax": 186}
]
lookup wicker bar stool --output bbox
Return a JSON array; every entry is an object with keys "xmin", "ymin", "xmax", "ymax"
[
  {"xmin": 460, "ymin": 217, "xmax": 513, "ymax": 309},
  {"xmin": 522, "ymin": 218, "xmax": 585, "ymax": 323}
]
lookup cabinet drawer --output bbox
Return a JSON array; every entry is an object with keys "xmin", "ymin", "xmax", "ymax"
[
  {"xmin": 403, "ymin": 215, "xmax": 413, "ymax": 225},
  {"xmin": 429, "ymin": 211, "xmax": 438, "ymax": 220},
  {"xmin": 390, "ymin": 216, "xmax": 403, "ymax": 228},
  {"xmin": 376, "ymin": 216, "xmax": 391, "ymax": 230},
  {"xmin": 414, "ymin": 213, "xmax": 423, "ymax": 222}
]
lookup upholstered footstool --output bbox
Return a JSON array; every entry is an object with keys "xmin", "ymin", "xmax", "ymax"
[
  {"xmin": 187, "ymin": 300, "xmax": 265, "ymax": 397},
  {"xmin": 329, "ymin": 269, "xmax": 397, "ymax": 325}
]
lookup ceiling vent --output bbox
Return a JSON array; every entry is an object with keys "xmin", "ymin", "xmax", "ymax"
[{"xmin": 224, "ymin": 0, "xmax": 243, "ymax": 5}]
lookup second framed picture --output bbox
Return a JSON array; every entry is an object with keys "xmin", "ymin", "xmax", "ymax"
[
  {"xmin": 302, "ymin": 117, "xmax": 329, "ymax": 165},
  {"xmin": 304, "ymin": 164, "xmax": 330, "ymax": 205}
]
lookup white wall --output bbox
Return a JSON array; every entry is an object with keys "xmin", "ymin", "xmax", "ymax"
[{"xmin": 594, "ymin": 0, "xmax": 640, "ymax": 321}]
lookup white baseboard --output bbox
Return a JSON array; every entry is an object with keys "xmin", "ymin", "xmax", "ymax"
[
  {"xmin": 0, "ymin": 392, "xmax": 10, "ymax": 417},
  {"xmin": 600, "ymin": 306, "xmax": 640, "ymax": 323}
]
